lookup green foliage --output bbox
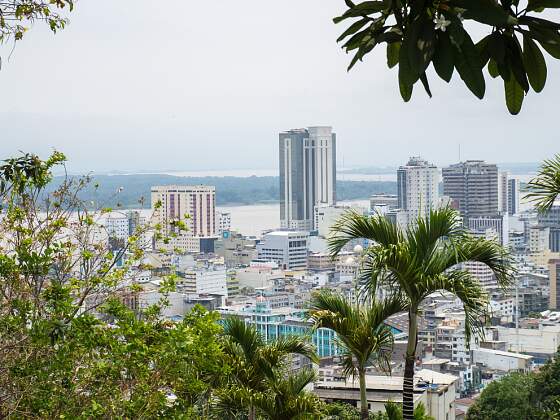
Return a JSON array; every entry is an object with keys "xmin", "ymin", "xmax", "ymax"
[
  {"xmin": 0, "ymin": 152, "xmax": 227, "ymax": 418},
  {"xmin": 334, "ymin": 0, "xmax": 560, "ymax": 114},
  {"xmin": 527, "ymin": 153, "xmax": 560, "ymax": 212},
  {"xmin": 0, "ymin": 1, "xmax": 73, "ymax": 57},
  {"xmin": 466, "ymin": 373, "xmax": 542, "ymax": 419},
  {"xmin": 324, "ymin": 401, "xmax": 434, "ymax": 420},
  {"xmin": 215, "ymin": 317, "xmax": 322, "ymax": 419}
]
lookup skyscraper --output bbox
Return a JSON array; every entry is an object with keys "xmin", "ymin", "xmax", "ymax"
[
  {"xmin": 508, "ymin": 177, "xmax": 520, "ymax": 215},
  {"xmin": 442, "ymin": 160, "xmax": 499, "ymax": 219},
  {"xmin": 549, "ymin": 259, "xmax": 560, "ymax": 309},
  {"xmin": 279, "ymin": 126, "xmax": 336, "ymax": 231},
  {"xmin": 396, "ymin": 156, "xmax": 439, "ymax": 223},
  {"xmin": 151, "ymin": 185, "xmax": 217, "ymax": 253}
]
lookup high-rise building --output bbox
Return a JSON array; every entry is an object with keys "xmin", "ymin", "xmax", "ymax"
[
  {"xmin": 217, "ymin": 211, "xmax": 231, "ymax": 235},
  {"xmin": 508, "ymin": 178, "xmax": 520, "ymax": 215},
  {"xmin": 537, "ymin": 205, "xmax": 560, "ymax": 252},
  {"xmin": 549, "ymin": 259, "xmax": 560, "ymax": 310},
  {"xmin": 396, "ymin": 156, "xmax": 439, "ymax": 223},
  {"xmin": 498, "ymin": 172, "xmax": 509, "ymax": 214},
  {"xmin": 442, "ymin": 160, "xmax": 499, "ymax": 219},
  {"xmin": 151, "ymin": 185, "xmax": 217, "ymax": 253},
  {"xmin": 279, "ymin": 126, "xmax": 336, "ymax": 231}
]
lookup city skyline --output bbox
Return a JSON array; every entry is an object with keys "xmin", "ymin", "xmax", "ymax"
[{"xmin": 0, "ymin": 0, "xmax": 557, "ymax": 173}]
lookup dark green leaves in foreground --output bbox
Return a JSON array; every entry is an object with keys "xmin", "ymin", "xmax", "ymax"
[{"xmin": 334, "ymin": 0, "xmax": 560, "ymax": 114}]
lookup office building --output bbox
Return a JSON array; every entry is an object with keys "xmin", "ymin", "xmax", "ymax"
[
  {"xmin": 279, "ymin": 126, "xmax": 336, "ymax": 231},
  {"xmin": 396, "ymin": 156, "xmax": 439, "ymax": 224},
  {"xmin": 151, "ymin": 185, "xmax": 217, "ymax": 253},
  {"xmin": 442, "ymin": 160, "xmax": 499, "ymax": 219},
  {"xmin": 105, "ymin": 215, "xmax": 129, "ymax": 241},
  {"xmin": 498, "ymin": 172, "xmax": 509, "ymax": 214},
  {"xmin": 177, "ymin": 263, "xmax": 227, "ymax": 297},
  {"xmin": 257, "ymin": 231, "xmax": 309, "ymax": 270}
]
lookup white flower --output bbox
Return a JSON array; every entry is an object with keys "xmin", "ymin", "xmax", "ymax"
[{"xmin": 434, "ymin": 15, "xmax": 451, "ymax": 32}]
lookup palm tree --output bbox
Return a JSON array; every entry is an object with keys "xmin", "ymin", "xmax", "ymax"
[
  {"xmin": 217, "ymin": 316, "xmax": 319, "ymax": 419},
  {"xmin": 527, "ymin": 153, "xmax": 560, "ymax": 212},
  {"xmin": 328, "ymin": 207, "xmax": 513, "ymax": 420},
  {"xmin": 308, "ymin": 290, "xmax": 406, "ymax": 420},
  {"xmin": 251, "ymin": 368, "xmax": 323, "ymax": 419}
]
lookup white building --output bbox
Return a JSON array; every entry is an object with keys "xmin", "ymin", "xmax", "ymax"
[
  {"xmin": 498, "ymin": 172, "xmax": 509, "ymax": 214},
  {"xmin": 257, "ymin": 231, "xmax": 309, "ymax": 270},
  {"xmin": 397, "ymin": 157, "xmax": 439, "ymax": 225},
  {"xmin": 487, "ymin": 324, "xmax": 560, "ymax": 358},
  {"xmin": 151, "ymin": 185, "xmax": 217, "ymax": 253},
  {"xmin": 529, "ymin": 225, "xmax": 550, "ymax": 253},
  {"xmin": 314, "ymin": 205, "xmax": 365, "ymax": 238},
  {"xmin": 105, "ymin": 215, "xmax": 129, "ymax": 241},
  {"xmin": 217, "ymin": 211, "xmax": 231, "ymax": 235},
  {"xmin": 279, "ymin": 127, "xmax": 336, "ymax": 231},
  {"xmin": 472, "ymin": 348, "xmax": 533, "ymax": 372},
  {"xmin": 178, "ymin": 264, "xmax": 227, "ymax": 297}
]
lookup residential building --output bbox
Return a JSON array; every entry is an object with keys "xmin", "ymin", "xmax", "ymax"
[
  {"xmin": 257, "ymin": 231, "xmax": 308, "ymax": 270},
  {"xmin": 177, "ymin": 263, "xmax": 227, "ymax": 297},
  {"xmin": 217, "ymin": 211, "xmax": 231, "ymax": 235},
  {"xmin": 105, "ymin": 214, "xmax": 129, "ymax": 242},
  {"xmin": 498, "ymin": 172, "xmax": 509, "ymax": 214},
  {"xmin": 529, "ymin": 225, "xmax": 550, "ymax": 253},
  {"xmin": 279, "ymin": 126, "xmax": 336, "ymax": 231},
  {"xmin": 397, "ymin": 156, "xmax": 439, "ymax": 224},
  {"xmin": 537, "ymin": 205, "xmax": 560, "ymax": 252},
  {"xmin": 442, "ymin": 160, "xmax": 499, "ymax": 219},
  {"xmin": 214, "ymin": 231, "xmax": 258, "ymax": 268},
  {"xmin": 471, "ymin": 348, "xmax": 533, "ymax": 373},
  {"xmin": 151, "ymin": 185, "xmax": 217, "ymax": 253},
  {"xmin": 314, "ymin": 204, "xmax": 363, "ymax": 238}
]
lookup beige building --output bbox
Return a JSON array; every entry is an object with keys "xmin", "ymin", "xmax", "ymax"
[
  {"xmin": 314, "ymin": 369, "xmax": 457, "ymax": 420},
  {"xmin": 151, "ymin": 185, "xmax": 217, "ymax": 253}
]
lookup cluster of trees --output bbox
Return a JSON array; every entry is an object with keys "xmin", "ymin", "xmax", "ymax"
[
  {"xmin": 44, "ymin": 174, "xmax": 397, "ymax": 208},
  {"xmin": 466, "ymin": 350, "xmax": 560, "ymax": 419}
]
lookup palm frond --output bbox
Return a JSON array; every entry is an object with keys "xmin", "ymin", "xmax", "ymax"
[
  {"xmin": 222, "ymin": 316, "xmax": 263, "ymax": 362},
  {"xmin": 265, "ymin": 335, "xmax": 319, "ymax": 365},
  {"xmin": 526, "ymin": 154, "xmax": 560, "ymax": 213},
  {"xmin": 328, "ymin": 210, "xmax": 403, "ymax": 257}
]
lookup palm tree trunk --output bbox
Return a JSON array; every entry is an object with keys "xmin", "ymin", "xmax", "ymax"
[
  {"xmin": 403, "ymin": 309, "xmax": 418, "ymax": 420},
  {"xmin": 359, "ymin": 368, "xmax": 368, "ymax": 420},
  {"xmin": 248, "ymin": 405, "xmax": 255, "ymax": 420}
]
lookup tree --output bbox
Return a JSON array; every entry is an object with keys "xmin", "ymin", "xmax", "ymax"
[
  {"xmin": 0, "ymin": 1, "xmax": 73, "ymax": 62},
  {"xmin": 333, "ymin": 0, "xmax": 560, "ymax": 114},
  {"xmin": 309, "ymin": 290, "xmax": 406, "ymax": 420},
  {"xmin": 466, "ymin": 373, "xmax": 543, "ymax": 419},
  {"xmin": 533, "ymin": 347, "xmax": 560, "ymax": 417},
  {"xmin": 0, "ymin": 152, "xmax": 227, "ymax": 417},
  {"xmin": 527, "ymin": 153, "xmax": 560, "ymax": 212},
  {"xmin": 216, "ymin": 316, "xmax": 319, "ymax": 419},
  {"xmin": 329, "ymin": 207, "xmax": 513, "ymax": 420}
]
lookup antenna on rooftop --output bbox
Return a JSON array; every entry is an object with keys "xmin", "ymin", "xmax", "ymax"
[{"xmin": 458, "ymin": 143, "xmax": 462, "ymax": 162}]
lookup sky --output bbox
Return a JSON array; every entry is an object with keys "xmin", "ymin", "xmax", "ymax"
[{"xmin": 0, "ymin": 0, "xmax": 558, "ymax": 173}]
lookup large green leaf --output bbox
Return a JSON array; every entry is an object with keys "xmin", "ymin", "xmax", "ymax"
[
  {"xmin": 433, "ymin": 32, "xmax": 454, "ymax": 82},
  {"xmin": 387, "ymin": 42, "xmax": 400, "ymax": 68},
  {"xmin": 488, "ymin": 59, "xmax": 500, "ymax": 78},
  {"xmin": 419, "ymin": 72, "xmax": 432, "ymax": 97},
  {"xmin": 398, "ymin": 41, "xmax": 414, "ymax": 101},
  {"xmin": 450, "ymin": 0, "xmax": 517, "ymax": 26},
  {"xmin": 527, "ymin": 27, "xmax": 560, "ymax": 58},
  {"xmin": 523, "ymin": 34, "xmax": 547, "ymax": 92},
  {"xmin": 507, "ymin": 36, "xmax": 530, "ymax": 93},
  {"xmin": 337, "ymin": 18, "xmax": 370, "ymax": 42},
  {"xmin": 452, "ymin": 28, "xmax": 486, "ymax": 99},
  {"xmin": 333, "ymin": 1, "xmax": 387, "ymax": 23},
  {"xmin": 504, "ymin": 77, "xmax": 525, "ymax": 115},
  {"xmin": 527, "ymin": 0, "xmax": 560, "ymax": 12}
]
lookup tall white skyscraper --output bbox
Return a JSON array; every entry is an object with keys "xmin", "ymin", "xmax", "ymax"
[
  {"xmin": 151, "ymin": 185, "xmax": 217, "ymax": 253},
  {"xmin": 498, "ymin": 172, "xmax": 509, "ymax": 214},
  {"xmin": 396, "ymin": 156, "xmax": 439, "ymax": 224},
  {"xmin": 279, "ymin": 126, "xmax": 336, "ymax": 231}
]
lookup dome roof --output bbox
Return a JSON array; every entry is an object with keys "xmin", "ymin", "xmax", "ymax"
[
  {"xmin": 345, "ymin": 256, "xmax": 355, "ymax": 265},
  {"xmin": 353, "ymin": 244, "xmax": 364, "ymax": 254}
]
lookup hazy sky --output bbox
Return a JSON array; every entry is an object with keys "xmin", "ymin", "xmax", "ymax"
[{"xmin": 0, "ymin": 0, "xmax": 558, "ymax": 173}]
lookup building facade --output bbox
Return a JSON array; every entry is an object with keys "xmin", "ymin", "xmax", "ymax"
[
  {"xmin": 256, "ymin": 231, "xmax": 309, "ymax": 270},
  {"xmin": 549, "ymin": 259, "xmax": 560, "ymax": 310},
  {"xmin": 442, "ymin": 160, "xmax": 499, "ymax": 219},
  {"xmin": 396, "ymin": 156, "xmax": 439, "ymax": 224},
  {"xmin": 151, "ymin": 185, "xmax": 217, "ymax": 253},
  {"xmin": 279, "ymin": 126, "xmax": 336, "ymax": 231}
]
